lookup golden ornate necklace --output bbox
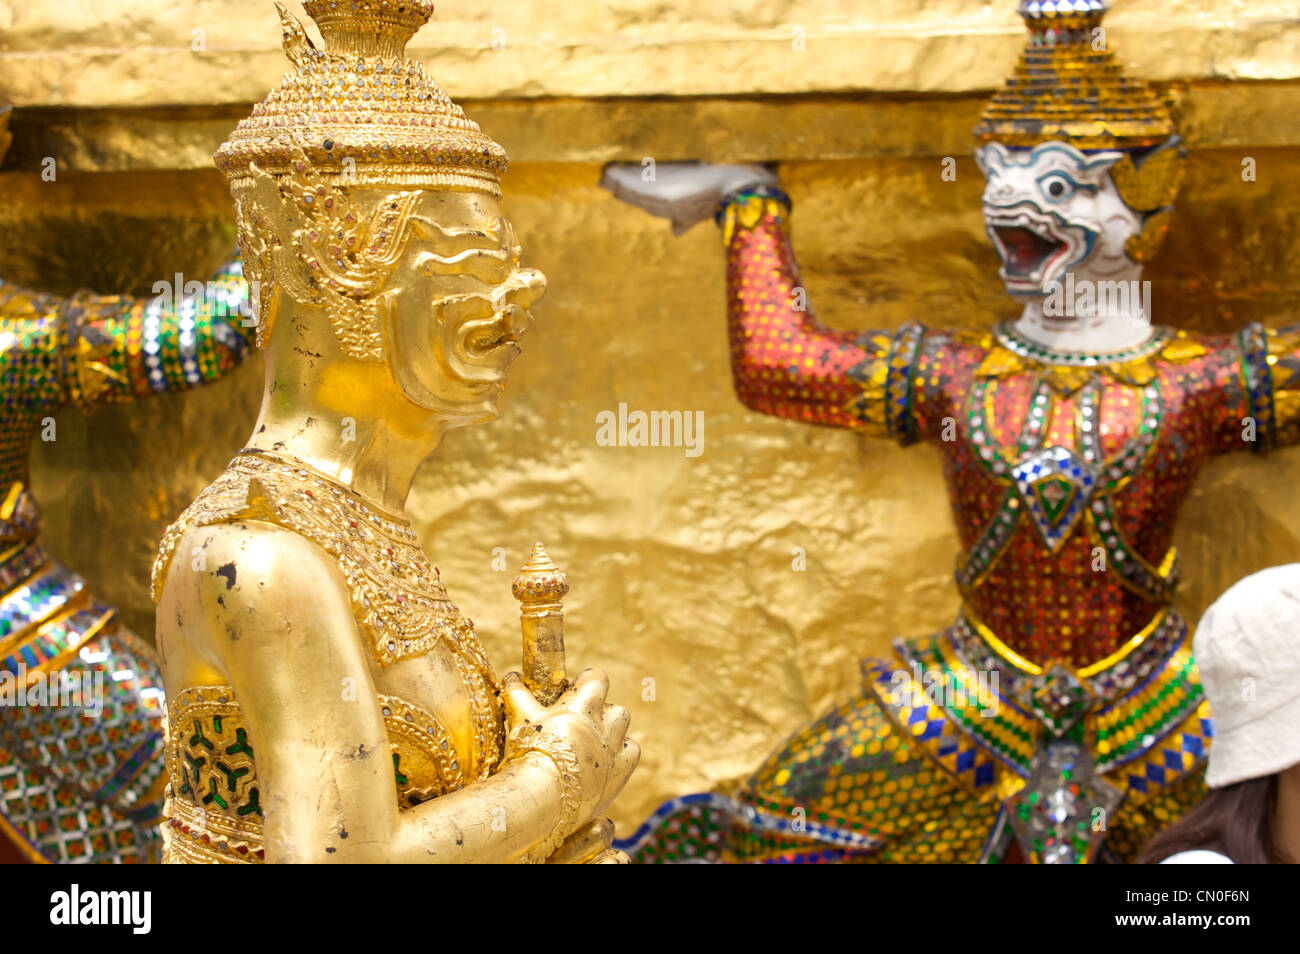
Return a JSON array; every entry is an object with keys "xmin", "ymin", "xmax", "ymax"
[{"xmin": 152, "ymin": 447, "xmax": 504, "ymax": 779}]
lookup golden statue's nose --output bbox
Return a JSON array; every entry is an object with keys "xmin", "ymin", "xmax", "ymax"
[{"xmin": 511, "ymin": 267, "xmax": 547, "ymax": 309}]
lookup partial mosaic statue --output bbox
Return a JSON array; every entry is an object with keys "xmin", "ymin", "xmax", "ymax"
[
  {"xmin": 0, "ymin": 100, "xmax": 256, "ymax": 863},
  {"xmin": 151, "ymin": 0, "xmax": 638, "ymax": 865},
  {"xmin": 604, "ymin": 0, "xmax": 1300, "ymax": 863}
]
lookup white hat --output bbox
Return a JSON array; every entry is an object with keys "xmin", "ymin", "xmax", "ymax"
[{"xmin": 1195, "ymin": 563, "xmax": 1300, "ymax": 788}]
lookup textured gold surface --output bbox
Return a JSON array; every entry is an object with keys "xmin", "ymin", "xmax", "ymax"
[
  {"xmin": 3, "ymin": 0, "xmax": 1298, "ymax": 107},
  {"xmin": 7, "ymin": 1, "xmax": 1300, "ymax": 836},
  {"xmin": 0, "ymin": 170, "xmax": 235, "ymax": 294},
  {"xmin": 10, "ymin": 83, "xmax": 1300, "ymax": 175}
]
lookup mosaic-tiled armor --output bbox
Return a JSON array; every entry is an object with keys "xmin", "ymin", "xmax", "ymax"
[
  {"xmin": 617, "ymin": 0, "xmax": 1300, "ymax": 863},
  {"xmin": 625, "ymin": 193, "xmax": 1300, "ymax": 863},
  {"xmin": 0, "ymin": 259, "xmax": 253, "ymax": 862}
]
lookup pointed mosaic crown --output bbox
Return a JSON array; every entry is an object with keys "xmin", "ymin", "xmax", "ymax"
[
  {"xmin": 973, "ymin": 0, "xmax": 1175, "ymax": 151},
  {"xmin": 215, "ymin": 1, "xmax": 506, "ymax": 196}
]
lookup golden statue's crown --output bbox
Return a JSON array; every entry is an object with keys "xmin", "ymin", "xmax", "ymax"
[
  {"xmin": 973, "ymin": 0, "xmax": 1174, "ymax": 151},
  {"xmin": 215, "ymin": 0, "xmax": 506, "ymax": 196}
]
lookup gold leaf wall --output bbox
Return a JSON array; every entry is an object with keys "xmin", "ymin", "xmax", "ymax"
[{"xmin": 4, "ymin": 0, "xmax": 1299, "ymax": 834}]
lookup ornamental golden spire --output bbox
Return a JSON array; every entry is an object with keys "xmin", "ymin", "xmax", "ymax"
[
  {"xmin": 513, "ymin": 543, "xmax": 571, "ymax": 707},
  {"xmin": 214, "ymin": 0, "xmax": 506, "ymax": 197},
  {"xmin": 974, "ymin": 0, "xmax": 1175, "ymax": 151}
]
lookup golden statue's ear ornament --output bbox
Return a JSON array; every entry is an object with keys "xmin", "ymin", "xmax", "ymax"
[{"xmin": 233, "ymin": 149, "xmax": 424, "ymax": 360}]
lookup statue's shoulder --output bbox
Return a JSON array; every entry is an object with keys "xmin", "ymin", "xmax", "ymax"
[
  {"xmin": 151, "ymin": 487, "xmax": 355, "ymax": 683},
  {"xmin": 150, "ymin": 454, "xmax": 341, "ymax": 605}
]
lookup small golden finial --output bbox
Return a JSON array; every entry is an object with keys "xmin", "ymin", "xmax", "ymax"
[
  {"xmin": 513, "ymin": 543, "xmax": 569, "ymax": 706},
  {"xmin": 275, "ymin": 2, "xmax": 316, "ymax": 67}
]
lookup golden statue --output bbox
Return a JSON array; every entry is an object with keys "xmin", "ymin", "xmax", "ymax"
[{"xmin": 151, "ymin": 0, "xmax": 637, "ymax": 864}]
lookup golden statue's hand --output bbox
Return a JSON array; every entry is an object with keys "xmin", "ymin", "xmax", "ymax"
[
  {"xmin": 544, "ymin": 817, "xmax": 626, "ymax": 864},
  {"xmin": 502, "ymin": 669, "xmax": 639, "ymax": 860}
]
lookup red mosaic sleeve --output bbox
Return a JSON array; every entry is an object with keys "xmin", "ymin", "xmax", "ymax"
[
  {"xmin": 62, "ymin": 256, "xmax": 255, "ymax": 412},
  {"xmin": 721, "ymin": 190, "xmax": 874, "ymax": 432}
]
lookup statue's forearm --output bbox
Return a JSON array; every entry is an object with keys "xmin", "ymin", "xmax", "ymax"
[
  {"xmin": 62, "ymin": 255, "xmax": 254, "ymax": 411},
  {"xmin": 720, "ymin": 187, "xmax": 870, "ymax": 429},
  {"xmin": 261, "ymin": 749, "xmax": 565, "ymax": 864},
  {"xmin": 390, "ymin": 753, "xmax": 565, "ymax": 864}
]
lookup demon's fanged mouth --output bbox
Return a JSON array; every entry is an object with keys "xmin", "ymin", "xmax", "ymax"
[
  {"xmin": 993, "ymin": 223, "xmax": 1066, "ymax": 280},
  {"xmin": 989, "ymin": 218, "xmax": 1071, "ymax": 286}
]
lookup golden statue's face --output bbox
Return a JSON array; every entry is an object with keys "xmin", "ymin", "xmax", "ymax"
[{"xmin": 381, "ymin": 189, "xmax": 546, "ymax": 424}]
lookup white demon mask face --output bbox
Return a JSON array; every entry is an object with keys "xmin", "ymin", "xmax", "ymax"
[{"xmin": 976, "ymin": 142, "xmax": 1144, "ymax": 300}]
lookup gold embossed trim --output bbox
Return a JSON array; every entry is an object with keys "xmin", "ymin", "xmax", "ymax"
[
  {"xmin": 163, "ymin": 684, "xmax": 489, "ymax": 863},
  {"xmin": 164, "ymin": 686, "xmax": 264, "ymax": 864},
  {"xmin": 379, "ymin": 694, "xmax": 464, "ymax": 806}
]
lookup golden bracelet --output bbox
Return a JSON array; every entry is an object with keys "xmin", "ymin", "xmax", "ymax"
[{"xmin": 507, "ymin": 723, "xmax": 583, "ymax": 864}]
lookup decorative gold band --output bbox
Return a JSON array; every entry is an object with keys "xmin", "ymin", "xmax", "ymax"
[
  {"xmin": 961, "ymin": 601, "xmax": 1170, "ymax": 680},
  {"xmin": 224, "ymin": 167, "xmax": 502, "ymax": 197},
  {"xmin": 507, "ymin": 723, "xmax": 583, "ymax": 864}
]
